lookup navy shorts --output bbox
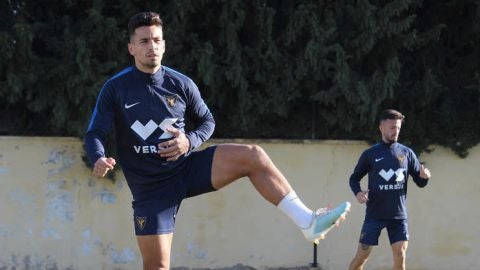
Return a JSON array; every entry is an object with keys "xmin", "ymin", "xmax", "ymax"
[
  {"xmin": 132, "ymin": 146, "xmax": 217, "ymax": 235},
  {"xmin": 359, "ymin": 219, "xmax": 409, "ymax": 245}
]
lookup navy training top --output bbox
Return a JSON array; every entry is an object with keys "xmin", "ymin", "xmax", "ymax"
[
  {"xmin": 349, "ymin": 141, "xmax": 428, "ymax": 220},
  {"xmin": 84, "ymin": 66, "xmax": 215, "ymax": 196}
]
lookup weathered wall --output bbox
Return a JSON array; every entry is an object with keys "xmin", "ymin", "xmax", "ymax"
[{"xmin": 0, "ymin": 137, "xmax": 478, "ymax": 270}]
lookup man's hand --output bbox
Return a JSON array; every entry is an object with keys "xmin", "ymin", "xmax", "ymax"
[
  {"xmin": 420, "ymin": 164, "xmax": 431, "ymax": 179},
  {"xmin": 356, "ymin": 190, "xmax": 369, "ymax": 204},
  {"xmin": 93, "ymin": 157, "xmax": 116, "ymax": 177},
  {"xmin": 158, "ymin": 126, "xmax": 190, "ymax": 161}
]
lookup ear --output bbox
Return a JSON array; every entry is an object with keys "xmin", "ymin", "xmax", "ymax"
[{"xmin": 128, "ymin": 42, "xmax": 135, "ymax": 56}]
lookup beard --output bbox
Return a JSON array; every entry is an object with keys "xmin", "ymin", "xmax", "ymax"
[
  {"xmin": 143, "ymin": 58, "xmax": 161, "ymax": 68},
  {"xmin": 387, "ymin": 135, "xmax": 398, "ymax": 143},
  {"xmin": 136, "ymin": 57, "xmax": 162, "ymax": 73}
]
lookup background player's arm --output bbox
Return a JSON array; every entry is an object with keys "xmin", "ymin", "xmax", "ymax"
[
  {"xmin": 409, "ymin": 151, "xmax": 430, "ymax": 187},
  {"xmin": 349, "ymin": 151, "xmax": 371, "ymax": 203},
  {"xmin": 419, "ymin": 163, "xmax": 431, "ymax": 179}
]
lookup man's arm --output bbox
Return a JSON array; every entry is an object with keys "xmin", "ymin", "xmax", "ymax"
[
  {"xmin": 349, "ymin": 151, "xmax": 370, "ymax": 203},
  {"xmin": 185, "ymin": 101, "xmax": 215, "ymax": 151},
  {"xmin": 183, "ymin": 77, "xmax": 215, "ymax": 151},
  {"xmin": 409, "ymin": 150, "xmax": 430, "ymax": 187},
  {"xmin": 84, "ymin": 82, "xmax": 115, "ymax": 168},
  {"xmin": 158, "ymin": 77, "xmax": 215, "ymax": 161}
]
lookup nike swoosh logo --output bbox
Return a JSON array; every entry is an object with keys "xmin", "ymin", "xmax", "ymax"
[
  {"xmin": 125, "ymin": 102, "xmax": 140, "ymax": 109},
  {"xmin": 375, "ymin": 157, "xmax": 384, "ymax": 162}
]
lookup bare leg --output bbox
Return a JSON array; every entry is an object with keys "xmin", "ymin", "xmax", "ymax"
[
  {"xmin": 136, "ymin": 233, "xmax": 173, "ymax": 270},
  {"xmin": 392, "ymin": 240, "xmax": 408, "ymax": 270},
  {"xmin": 211, "ymin": 143, "xmax": 293, "ymax": 205},
  {"xmin": 135, "ymin": 143, "xmax": 301, "ymax": 269},
  {"xmin": 348, "ymin": 243, "xmax": 373, "ymax": 270}
]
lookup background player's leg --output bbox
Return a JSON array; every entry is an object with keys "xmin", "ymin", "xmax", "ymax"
[
  {"xmin": 348, "ymin": 243, "xmax": 372, "ymax": 270},
  {"xmin": 391, "ymin": 240, "xmax": 408, "ymax": 270},
  {"xmin": 136, "ymin": 233, "xmax": 173, "ymax": 270},
  {"xmin": 211, "ymin": 143, "xmax": 292, "ymax": 205}
]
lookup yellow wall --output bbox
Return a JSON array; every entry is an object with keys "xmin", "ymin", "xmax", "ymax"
[{"xmin": 0, "ymin": 137, "xmax": 478, "ymax": 269}]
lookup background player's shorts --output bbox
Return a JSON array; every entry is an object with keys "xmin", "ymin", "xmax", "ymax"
[
  {"xmin": 359, "ymin": 219, "xmax": 409, "ymax": 245},
  {"xmin": 132, "ymin": 146, "xmax": 217, "ymax": 235}
]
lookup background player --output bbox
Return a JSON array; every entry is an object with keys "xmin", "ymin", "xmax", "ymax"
[{"xmin": 348, "ymin": 109, "xmax": 431, "ymax": 270}]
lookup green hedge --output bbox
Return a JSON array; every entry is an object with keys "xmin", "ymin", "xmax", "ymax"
[{"xmin": 1, "ymin": 0, "xmax": 479, "ymax": 157}]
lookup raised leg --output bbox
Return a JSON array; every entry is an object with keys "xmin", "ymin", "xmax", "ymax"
[{"xmin": 211, "ymin": 143, "xmax": 292, "ymax": 205}]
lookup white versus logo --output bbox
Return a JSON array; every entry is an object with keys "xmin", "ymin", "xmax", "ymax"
[
  {"xmin": 379, "ymin": 168, "xmax": 405, "ymax": 182},
  {"xmin": 130, "ymin": 118, "xmax": 178, "ymax": 140}
]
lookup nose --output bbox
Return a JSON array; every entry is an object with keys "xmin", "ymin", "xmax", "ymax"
[{"xmin": 148, "ymin": 40, "xmax": 156, "ymax": 50}]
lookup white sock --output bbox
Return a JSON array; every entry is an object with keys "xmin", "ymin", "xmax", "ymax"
[{"xmin": 277, "ymin": 191, "xmax": 314, "ymax": 229}]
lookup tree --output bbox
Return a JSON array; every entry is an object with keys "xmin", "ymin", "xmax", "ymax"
[{"xmin": 0, "ymin": 0, "xmax": 478, "ymax": 157}]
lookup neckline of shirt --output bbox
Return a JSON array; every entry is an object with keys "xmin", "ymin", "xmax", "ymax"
[{"xmin": 133, "ymin": 66, "xmax": 165, "ymax": 85}]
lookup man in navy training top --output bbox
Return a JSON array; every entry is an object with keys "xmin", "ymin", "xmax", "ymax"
[
  {"xmin": 84, "ymin": 11, "xmax": 351, "ymax": 269},
  {"xmin": 348, "ymin": 109, "xmax": 431, "ymax": 270}
]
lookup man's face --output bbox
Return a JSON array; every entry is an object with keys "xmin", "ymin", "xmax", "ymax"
[
  {"xmin": 128, "ymin": 25, "xmax": 165, "ymax": 73},
  {"xmin": 379, "ymin": 119, "xmax": 402, "ymax": 143}
]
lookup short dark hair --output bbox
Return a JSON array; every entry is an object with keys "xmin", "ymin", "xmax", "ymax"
[
  {"xmin": 128, "ymin": 12, "xmax": 163, "ymax": 39},
  {"xmin": 379, "ymin": 109, "xmax": 405, "ymax": 123}
]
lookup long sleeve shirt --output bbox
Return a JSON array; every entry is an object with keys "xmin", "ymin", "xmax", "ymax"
[
  {"xmin": 84, "ymin": 66, "xmax": 215, "ymax": 194},
  {"xmin": 349, "ymin": 141, "xmax": 428, "ymax": 220}
]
